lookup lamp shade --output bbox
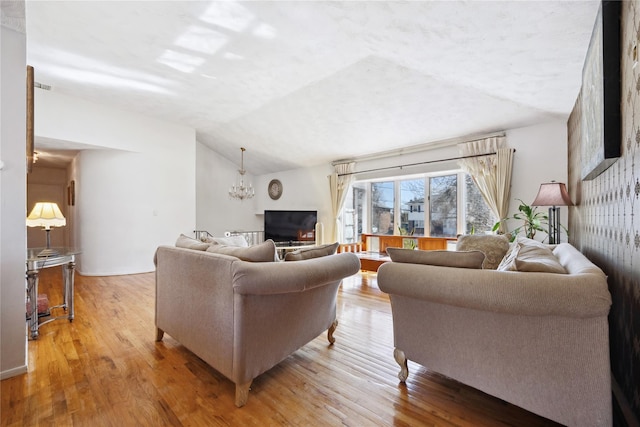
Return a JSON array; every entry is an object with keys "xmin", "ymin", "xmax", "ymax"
[
  {"xmin": 26, "ymin": 202, "xmax": 66, "ymax": 229},
  {"xmin": 531, "ymin": 182, "xmax": 573, "ymax": 207}
]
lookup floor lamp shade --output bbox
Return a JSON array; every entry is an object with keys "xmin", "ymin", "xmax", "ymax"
[
  {"xmin": 531, "ymin": 182, "xmax": 572, "ymax": 244},
  {"xmin": 26, "ymin": 202, "xmax": 67, "ymax": 256}
]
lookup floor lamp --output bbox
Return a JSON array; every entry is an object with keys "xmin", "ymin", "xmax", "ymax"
[{"xmin": 531, "ymin": 181, "xmax": 572, "ymax": 244}]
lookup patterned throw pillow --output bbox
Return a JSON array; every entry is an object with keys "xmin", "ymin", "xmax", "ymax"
[
  {"xmin": 456, "ymin": 234, "xmax": 510, "ymax": 269},
  {"xmin": 387, "ymin": 248, "xmax": 485, "ymax": 269},
  {"xmin": 284, "ymin": 242, "xmax": 339, "ymax": 261}
]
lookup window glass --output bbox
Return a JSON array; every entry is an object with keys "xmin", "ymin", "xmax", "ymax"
[
  {"xmin": 371, "ymin": 181, "xmax": 394, "ymax": 235},
  {"xmin": 429, "ymin": 175, "xmax": 457, "ymax": 237},
  {"xmin": 342, "ymin": 183, "xmax": 366, "ymax": 243},
  {"xmin": 464, "ymin": 174, "xmax": 496, "ymax": 234},
  {"xmin": 400, "ymin": 179, "xmax": 425, "ymax": 236}
]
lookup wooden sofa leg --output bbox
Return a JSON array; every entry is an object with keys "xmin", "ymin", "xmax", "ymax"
[
  {"xmin": 155, "ymin": 327, "xmax": 164, "ymax": 342},
  {"xmin": 394, "ymin": 348, "xmax": 409, "ymax": 383},
  {"xmin": 235, "ymin": 381, "xmax": 252, "ymax": 407},
  {"xmin": 327, "ymin": 319, "xmax": 338, "ymax": 345}
]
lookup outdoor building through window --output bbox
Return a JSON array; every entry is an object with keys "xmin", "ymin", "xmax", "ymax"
[{"xmin": 340, "ymin": 171, "xmax": 496, "ymax": 243}]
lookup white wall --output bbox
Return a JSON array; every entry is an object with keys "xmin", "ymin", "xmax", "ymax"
[
  {"xmin": 36, "ymin": 91, "xmax": 196, "ymax": 275},
  {"xmin": 245, "ymin": 120, "xmax": 569, "ymax": 244},
  {"xmin": 506, "ymin": 120, "xmax": 569, "ymax": 238},
  {"xmin": 1, "ymin": 25, "xmax": 28, "ymax": 379},
  {"xmin": 254, "ymin": 164, "xmax": 334, "ymax": 243},
  {"xmin": 195, "ymin": 142, "xmax": 261, "ymax": 236}
]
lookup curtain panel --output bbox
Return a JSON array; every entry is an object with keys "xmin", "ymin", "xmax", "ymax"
[
  {"xmin": 458, "ymin": 137, "xmax": 514, "ymax": 234},
  {"xmin": 329, "ymin": 162, "xmax": 355, "ymax": 243}
]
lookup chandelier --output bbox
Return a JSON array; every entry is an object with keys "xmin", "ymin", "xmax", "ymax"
[{"xmin": 229, "ymin": 147, "xmax": 255, "ymax": 200}]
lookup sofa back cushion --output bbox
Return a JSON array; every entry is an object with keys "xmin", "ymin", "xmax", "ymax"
[
  {"xmin": 284, "ymin": 242, "xmax": 339, "ymax": 261},
  {"xmin": 387, "ymin": 248, "xmax": 485, "ymax": 269},
  {"xmin": 456, "ymin": 234, "xmax": 510, "ymax": 269},
  {"xmin": 176, "ymin": 234, "xmax": 210, "ymax": 251},
  {"xmin": 206, "ymin": 239, "xmax": 277, "ymax": 262}
]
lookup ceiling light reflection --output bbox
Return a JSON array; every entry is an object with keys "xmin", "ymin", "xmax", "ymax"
[
  {"xmin": 158, "ymin": 50, "xmax": 205, "ymax": 73},
  {"xmin": 223, "ymin": 52, "xmax": 244, "ymax": 61},
  {"xmin": 200, "ymin": 1, "xmax": 254, "ymax": 32},
  {"xmin": 43, "ymin": 65, "xmax": 174, "ymax": 95},
  {"xmin": 175, "ymin": 25, "xmax": 228, "ymax": 55},
  {"xmin": 253, "ymin": 23, "xmax": 277, "ymax": 39},
  {"xmin": 29, "ymin": 45, "xmax": 175, "ymax": 87}
]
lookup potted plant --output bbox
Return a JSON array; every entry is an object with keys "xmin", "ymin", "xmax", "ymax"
[{"xmin": 492, "ymin": 199, "xmax": 565, "ymax": 242}]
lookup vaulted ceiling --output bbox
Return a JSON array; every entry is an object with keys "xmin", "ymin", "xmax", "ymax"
[{"xmin": 23, "ymin": 1, "xmax": 600, "ymax": 175}]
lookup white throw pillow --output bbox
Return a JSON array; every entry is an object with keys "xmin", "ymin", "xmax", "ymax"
[{"xmin": 210, "ymin": 235, "xmax": 249, "ymax": 247}]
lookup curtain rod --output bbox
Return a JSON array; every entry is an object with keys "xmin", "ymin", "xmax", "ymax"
[
  {"xmin": 332, "ymin": 131, "xmax": 506, "ymax": 166},
  {"xmin": 338, "ymin": 149, "xmax": 515, "ymax": 177}
]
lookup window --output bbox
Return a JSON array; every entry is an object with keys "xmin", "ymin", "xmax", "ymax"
[
  {"xmin": 340, "ymin": 171, "xmax": 495, "ymax": 241},
  {"xmin": 342, "ymin": 182, "xmax": 366, "ymax": 243},
  {"xmin": 464, "ymin": 175, "xmax": 496, "ymax": 234},
  {"xmin": 400, "ymin": 179, "xmax": 424, "ymax": 236},
  {"xmin": 429, "ymin": 175, "xmax": 457, "ymax": 237},
  {"xmin": 371, "ymin": 181, "xmax": 394, "ymax": 235}
]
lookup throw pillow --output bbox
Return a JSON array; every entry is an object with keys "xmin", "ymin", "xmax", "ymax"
[
  {"xmin": 206, "ymin": 239, "xmax": 277, "ymax": 262},
  {"xmin": 456, "ymin": 234, "xmax": 510, "ymax": 269},
  {"xmin": 497, "ymin": 237, "xmax": 567, "ymax": 274},
  {"xmin": 209, "ymin": 235, "xmax": 249, "ymax": 247},
  {"xmin": 387, "ymin": 248, "xmax": 485, "ymax": 269},
  {"xmin": 496, "ymin": 242, "xmax": 520, "ymax": 271},
  {"xmin": 176, "ymin": 234, "xmax": 210, "ymax": 251},
  {"xmin": 284, "ymin": 242, "xmax": 339, "ymax": 261}
]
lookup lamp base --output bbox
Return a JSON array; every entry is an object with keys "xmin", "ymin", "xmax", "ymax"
[{"xmin": 37, "ymin": 247, "xmax": 59, "ymax": 257}]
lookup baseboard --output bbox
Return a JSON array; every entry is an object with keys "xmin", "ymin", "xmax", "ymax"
[
  {"xmin": 612, "ymin": 375, "xmax": 640, "ymax": 427},
  {"xmin": 0, "ymin": 364, "xmax": 27, "ymax": 380}
]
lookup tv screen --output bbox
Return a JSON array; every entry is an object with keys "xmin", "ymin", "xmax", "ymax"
[{"xmin": 264, "ymin": 210, "xmax": 317, "ymax": 245}]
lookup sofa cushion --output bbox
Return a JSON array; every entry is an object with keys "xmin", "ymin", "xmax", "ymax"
[
  {"xmin": 206, "ymin": 239, "xmax": 277, "ymax": 262},
  {"xmin": 284, "ymin": 242, "xmax": 339, "ymax": 261},
  {"xmin": 456, "ymin": 234, "xmax": 510, "ymax": 269},
  {"xmin": 176, "ymin": 234, "xmax": 210, "ymax": 251},
  {"xmin": 497, "ymin": 237, "xmax": 567, "ymax": 274},
  {"xmin": 387, "ymin": 248, "xmax": 485, "ymax": 269}
]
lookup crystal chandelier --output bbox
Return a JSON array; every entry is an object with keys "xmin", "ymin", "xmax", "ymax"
[{"xmin": 229, "ymin": 147, "xmax": 255, "ymax": 200}]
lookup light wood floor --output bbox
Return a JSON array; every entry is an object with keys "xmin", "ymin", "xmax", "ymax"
[{"xmin": 1, "ymin": 267, "xmax": 561, "ymax": 426}]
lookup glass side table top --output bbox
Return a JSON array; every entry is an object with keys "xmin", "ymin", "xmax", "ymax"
[{"xmin": 26, "ymin": 248, "xmax": 81, "ymax": 269}]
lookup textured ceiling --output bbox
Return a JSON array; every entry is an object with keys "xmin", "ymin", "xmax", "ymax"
[{"xmin": 25, "ymin": 1, "xmax": 600, "ymax": 175}]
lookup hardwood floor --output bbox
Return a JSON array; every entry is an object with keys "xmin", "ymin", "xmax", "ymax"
[{"xmin": 1, "ymin": 267, "xmax": 561, "ymax": 426}]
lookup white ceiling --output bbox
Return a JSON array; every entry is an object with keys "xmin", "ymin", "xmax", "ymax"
[{"xmin": 22, "ymin": 1, "xmax": 600, "ymax": 175}]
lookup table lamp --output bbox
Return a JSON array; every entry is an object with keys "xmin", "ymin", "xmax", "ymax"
[
  {"xmin": 531, "ymin": 181, "xmax": 572, "ymax": 244},
  {"xmin": 26, "ymin": 202, "xmax": 66, "ymax": 256}
]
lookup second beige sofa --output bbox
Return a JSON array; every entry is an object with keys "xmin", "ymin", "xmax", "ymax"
[
  {"xmin": 378, "ymin": 242, "xmax": 612, "ymax": 426},
  {"xmin": 154, "ymin": 243, "xmax": 360, "ymax": 407}
]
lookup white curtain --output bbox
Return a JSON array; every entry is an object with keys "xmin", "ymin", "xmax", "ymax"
[
  {"xmin": 458, "ymin": 137, "xmax": 514, "ymax": 234},
  {"xmin": 328, "ymin": 162, "xmax": 355, "ymax": 243}
]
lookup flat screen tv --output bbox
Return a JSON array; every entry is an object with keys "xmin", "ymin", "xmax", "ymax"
[{"xmin": 264, "ymin": 210, "xmax": 317, "ymax": 245}]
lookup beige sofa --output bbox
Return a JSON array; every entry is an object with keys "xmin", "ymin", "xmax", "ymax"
[
  {"xmin": 154, "ymin": 243, "xmax": 360, "ymax": 407},
  {"xmin": 378, "ymin": 242, "xmax": 612, "ymax": 426}
]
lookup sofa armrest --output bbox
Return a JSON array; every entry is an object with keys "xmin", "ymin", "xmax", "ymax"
[
  {"xmin": 377, "ymin": 262, "xmax": 611, "ymax": 318},
  {"xmin": 232, "ymin": 253, "xmax": 360, "ymax": 295}
]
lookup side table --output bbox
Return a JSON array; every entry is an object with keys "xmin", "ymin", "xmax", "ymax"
[{"xmin": 26, "ymin": 248, "xmax": 80, "ymax": 339}]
